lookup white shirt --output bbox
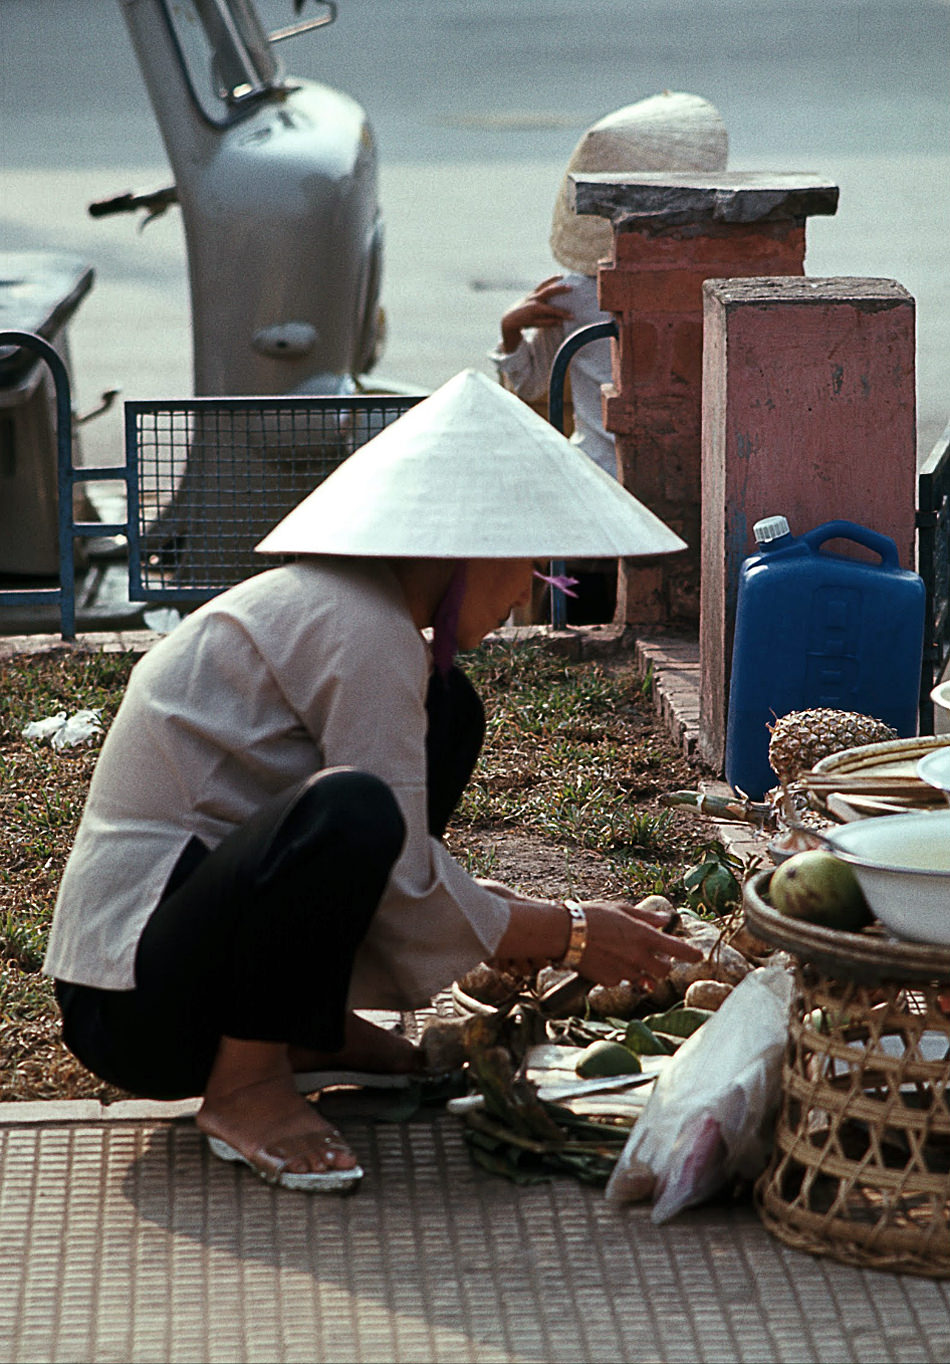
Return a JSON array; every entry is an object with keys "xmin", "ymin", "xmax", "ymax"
[
  {"xmin": 489, "ymin": 272, "xmax": 618, "ymax": 479},
  {"xmin": 44, "ymin": 559, "xmax": 510, "ymax": 1008}
]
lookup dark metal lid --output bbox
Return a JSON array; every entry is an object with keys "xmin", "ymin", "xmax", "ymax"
[{"xmin": 0, "ymin": 253, "xmax": 94, "ymax": 385}]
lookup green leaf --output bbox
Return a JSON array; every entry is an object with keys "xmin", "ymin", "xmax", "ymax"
[
  {"xmin": 463, "ymin": 1135, "xmax": 551, "ymax": 1185},
  {"xmin": 642, "ymin": 1005, "xmax": 713, "ymax": 1038},
  {"xmin": 623, "ymin": 1017, "xmax": 675, "ymax": 1055},
  {"xmin": 682, "ymin": 841, "xmax": 743, "ymax": 914}
]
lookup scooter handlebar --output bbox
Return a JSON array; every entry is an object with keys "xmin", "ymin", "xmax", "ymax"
[{"xmin": 88, "ymin": 187, "xmax": 178, "ymax": 219}]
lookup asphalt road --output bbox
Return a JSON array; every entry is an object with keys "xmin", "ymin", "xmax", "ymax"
[
  {"xmin": 3, "ymin": 0, "xmax": 947, "ymax": 166},
  {"xmin": 1, "ymin": 0, "xmax": 948, "ymax": 460}
]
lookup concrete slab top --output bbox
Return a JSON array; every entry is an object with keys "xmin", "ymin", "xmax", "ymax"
[
  {"xmin": 569, "ymin": 170, "xmax": 840, "ymax": 227},
  {"xmin": 704, "ymin": 275, "xmax": 915, "ymax": 307}
]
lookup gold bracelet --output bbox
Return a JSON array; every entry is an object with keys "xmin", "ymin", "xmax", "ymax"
[{"xmin": 561, "ymin": 899, "xmax": 588, "ymax": 970}]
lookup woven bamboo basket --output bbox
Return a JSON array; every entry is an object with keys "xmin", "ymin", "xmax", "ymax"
[{"xmin": 745, "ymin": 870, "xmax": 950, "ymax": 1278}]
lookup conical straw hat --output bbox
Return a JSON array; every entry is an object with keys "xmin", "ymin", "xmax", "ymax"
[
  {"xmin": 256, "ymin": 369, "xmax": 685, "ymax": 560},
  {"xmin": 550, "ymin": 91, "xmax": 728, "ymax": 276}
]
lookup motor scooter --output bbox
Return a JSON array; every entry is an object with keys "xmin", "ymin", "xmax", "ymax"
[
  {"xmin": 93, "ymin": 0, "xmax": 386, "ymax": 398},
  {"xmin": 0, "ymin": 0, "xmax": 403, "ymax": 630}
]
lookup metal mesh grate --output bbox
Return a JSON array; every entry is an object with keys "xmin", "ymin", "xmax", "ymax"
[{"xmin": 126, "ymin": 394, "xmax": 423, "ymax": 600}]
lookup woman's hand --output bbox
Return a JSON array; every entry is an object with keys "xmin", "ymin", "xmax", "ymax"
[
  {"xmin": 499, "ymin": 276, "xmax": 572, "ymax": 353},
  {"xmin": 571, "ymin": 899, "xmax": 702, "ymax": 990},
  {"xmin": 485, "ymin": 889, "xmax": 702, "ymax": 989}
]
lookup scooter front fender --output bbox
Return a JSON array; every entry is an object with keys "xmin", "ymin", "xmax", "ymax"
[{"xmin": 179, "ymin": 78, "xmax": 382, "ymax": 395}]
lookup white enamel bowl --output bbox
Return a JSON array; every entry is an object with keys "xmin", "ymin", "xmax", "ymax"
[
  {"xmin": 825, "ymin": 810, "xmax": 950, "ymax": 944},
  {"xmin": 932, "ymin": 679, "xmax": 950, "ymax": 722},
  {"xmin": 918, "ymin": 745, "xmax": 950, "ymax": 795}
]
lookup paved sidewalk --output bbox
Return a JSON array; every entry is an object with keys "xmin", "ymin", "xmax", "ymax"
[
  {"xmin": 3, "ymin": 1092, "xmax": 950, "ymax": 1364},
  {"xmin": 3, "ymin": 630, "xmax": 950, "ymax": 1362}
]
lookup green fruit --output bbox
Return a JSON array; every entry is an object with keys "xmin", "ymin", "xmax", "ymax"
[
  {"xmin": 574, "ymin": 1040, "xmax": 642, "ymax": 1078},
  {"xmin": 769, "ymin": 849, "xmax": 871, "ymax": 931}
]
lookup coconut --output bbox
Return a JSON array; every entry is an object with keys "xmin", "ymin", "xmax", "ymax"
[{"xmin": 769, "ymin": 849, "xmax": 872, "ymax": 931}]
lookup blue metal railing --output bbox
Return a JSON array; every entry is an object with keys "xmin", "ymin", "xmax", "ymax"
[
  {"xmin": 122, "ymin": 393, "xmax": 422, "ymax": 603},
  {"xmin": 2, "ymin": 317, "xmax": 626, "ymax": 638},
  {"xmin": 0, "ymin": 330, "xmax": 423, "ymax": 639},
  {"xmin": 0, "ymin": 330, "xmax": 130, "ymax": 639}
]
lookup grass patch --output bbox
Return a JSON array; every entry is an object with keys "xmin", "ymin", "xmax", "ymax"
[
  {"xmin": 1, "ymin": 649, "xmax": 138, "ymax": 1099},
  {"xmin": 0, "ymin": 636, "xmax": 711, "ymax": 1100}
]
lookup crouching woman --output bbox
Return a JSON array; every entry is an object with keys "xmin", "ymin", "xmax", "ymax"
[{"xmin": 44, "ymin": 370, "xmax": 700, "ymax": 1192}]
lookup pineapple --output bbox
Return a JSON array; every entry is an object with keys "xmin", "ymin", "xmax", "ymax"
[{"xmin": 767, "ymin": 708, "xmax": 898, "ymax": 787}]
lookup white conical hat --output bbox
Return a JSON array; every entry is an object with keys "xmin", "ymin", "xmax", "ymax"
[
  {"xmin": 550, "ymin": 91, "xmax": 728, "ymax": 275},
  {"xmin": 256, "ymin": 369, "xmax": 685, "ymax": 560}
]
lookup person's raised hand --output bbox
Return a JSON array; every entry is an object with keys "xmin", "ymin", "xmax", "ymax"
[{"xmin": 499, "ymin": 276, "xmax": 572, "ymax": 352}]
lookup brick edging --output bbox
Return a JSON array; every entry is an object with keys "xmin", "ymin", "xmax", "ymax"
[
  {"xmin": 0, "ymin": 629, "xmax": 159, "ymax": 661},
  {"xmin": 0, "ymin": 1097, "xmax": 201, "ymax": 1125}
]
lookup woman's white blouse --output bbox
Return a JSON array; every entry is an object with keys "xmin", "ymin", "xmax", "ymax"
[{"xmin": 44, "ymin": 559, "xmax": 510, "ymax": 1007}]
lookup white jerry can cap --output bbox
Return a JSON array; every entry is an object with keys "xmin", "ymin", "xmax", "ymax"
[{"xmin": 753, "ymin": 515, "xmax": 791, "ymax": 545}]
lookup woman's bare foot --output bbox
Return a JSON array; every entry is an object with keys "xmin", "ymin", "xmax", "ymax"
[
  {"xmin": 197, "ymin": 1037, "xmax": 360, "ymax": 1179},
  {"xmin": 288, "ymin": 1011, "xmax": 424, "ymax": 1078}
]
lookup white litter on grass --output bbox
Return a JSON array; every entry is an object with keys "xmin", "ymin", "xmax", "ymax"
[
  {"xmin": 22, "ymin": 709, "xmax": 103, "ymax": 749},
  {"xmin": 143, "ymin": 607, "xmax": 182, "ymax": 635}
]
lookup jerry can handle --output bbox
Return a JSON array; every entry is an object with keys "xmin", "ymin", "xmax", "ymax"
[{"xmin": 802, "ymin": 519, "xmax": 899, "ymax": 567}]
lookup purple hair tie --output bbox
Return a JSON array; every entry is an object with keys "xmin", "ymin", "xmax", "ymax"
[
  {"xmin": 533, "ymin": 569, "xmax": 579, "ymax": 599},
  {"xmin": 432, "ymin": 563, "xmax": 468, "ymax": 678}
]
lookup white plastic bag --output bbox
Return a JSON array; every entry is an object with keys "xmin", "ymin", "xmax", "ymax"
[
  {"xmin": 605, "ymin": 962, "xmax": 793, "ymax": 1222},
  {"xmin": 143, "ymin": 607, "xmax": 182, "ymax": 635},
  {"xmin": 21, "ymin": 708, "xmax": 103, "ymax": 749}
]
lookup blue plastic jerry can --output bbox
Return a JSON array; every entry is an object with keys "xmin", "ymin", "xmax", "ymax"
[{"xmin": 725, "ymin": 516, "xmax": 926, "ymax": 800}]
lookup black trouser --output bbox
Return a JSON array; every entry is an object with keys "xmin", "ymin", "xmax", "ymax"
[{"xmin": 56, "ymin": 666, "xmax": 484, "ymax": 1100}]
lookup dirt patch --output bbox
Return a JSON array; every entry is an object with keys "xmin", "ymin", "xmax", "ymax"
[{"xmin": 446, "ymin": 828, "xmax": 631, "ymax": 899}]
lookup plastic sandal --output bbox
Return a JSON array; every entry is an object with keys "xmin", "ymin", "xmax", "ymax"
[{"xmin": 206, "ymin": 1134, "xmax": 363, "ymax": 1192}]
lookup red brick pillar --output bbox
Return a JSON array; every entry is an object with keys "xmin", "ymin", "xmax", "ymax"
[
  {"xmin": 568, "ymin": 172, "xmax": 838, "ymax": 625},
  {"xmin": 699, "ymin": 276, "xmax": 917, "ymax": 771}
]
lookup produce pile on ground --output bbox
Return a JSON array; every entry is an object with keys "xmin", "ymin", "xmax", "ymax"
[
  {"xmin": 419, "ymin": 846, "xmax": 883, "ymax": 1188},
  {"xmin": 423, "ymin": 703, "xmax": 925, "ymax": 1186},
  {"xmin": 423, "ymin": 881, "xmax": 786, "ymax": 1184}
]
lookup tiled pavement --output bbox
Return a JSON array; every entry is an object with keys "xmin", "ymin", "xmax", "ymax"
[
  {"xmin": 3, "ymin": 1096, "xmax": 950, "ymax": 1364},
  {"xmin": 3, "ymin": 629, "xmax": 950, "ymax": 1362}
]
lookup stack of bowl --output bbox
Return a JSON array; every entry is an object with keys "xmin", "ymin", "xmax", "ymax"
[
  {"xmin": 792, "ymin": 680, "xmax": 950, "ymax": 946},
  {"xmin": 824, "ymin": 809, "xmax": 950, "ymax": 944}
]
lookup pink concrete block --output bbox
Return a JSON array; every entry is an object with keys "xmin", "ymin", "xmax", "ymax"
[{"xmin": 699, "ymin": 276, "xmax": 917, "ymax": 769}]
